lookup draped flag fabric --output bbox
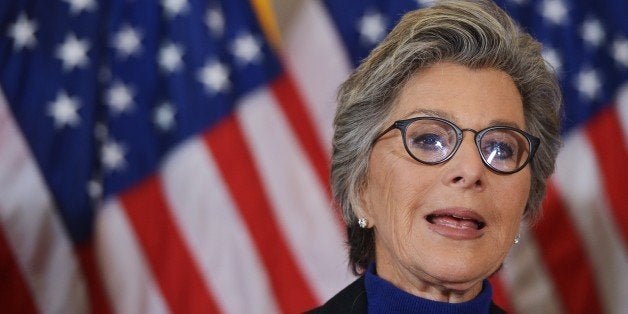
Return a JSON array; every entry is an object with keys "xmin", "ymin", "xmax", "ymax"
[{"xmin": 0, "ymin": 0, "xmax": 626, "ymax": 313}]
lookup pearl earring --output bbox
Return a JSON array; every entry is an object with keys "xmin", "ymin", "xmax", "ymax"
[
  {"xmin": 358, "ymin": 217, "xmax": 368, "ymax": 228},
  {"xmin": 514, "ymin": 234, "xmax": 521, "ymax": 244}
]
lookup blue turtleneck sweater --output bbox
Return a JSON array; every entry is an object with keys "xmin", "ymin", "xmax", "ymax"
[{"xmin": 364, "ymin": 264, "xmax": 494, "ymax": 313}]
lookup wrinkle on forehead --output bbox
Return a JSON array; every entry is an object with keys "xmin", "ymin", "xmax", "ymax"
[
  {"xmin": 399, "ymin": 108, "xmax": 524, "ymax": 129},
  {"xmin": 390, "ymin": 62, "xmax": 525, "ymax": 130}
]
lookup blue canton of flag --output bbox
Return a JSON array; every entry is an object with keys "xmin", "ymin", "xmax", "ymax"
[
  {"xmin": 1, "ymin": 0, "xmax": 281, "ymax": 244},
  {"xmin": 1, "ymin": 0, "xmax": 337, "ymax": 312}
]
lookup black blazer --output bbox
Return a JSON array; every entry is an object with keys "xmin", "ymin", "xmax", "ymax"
[{"xmin": 307, "ymin": 276, "xmax": 506, "ymax": 313}]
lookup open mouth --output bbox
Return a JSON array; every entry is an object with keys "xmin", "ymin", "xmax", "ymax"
[{"xmin": 425, "ymin": 212, "xmax": 486, "ymax": 230}]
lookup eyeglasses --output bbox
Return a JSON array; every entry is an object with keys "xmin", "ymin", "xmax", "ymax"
[{"xmin": 375, "ymin": 116, "xmax": 540, "ymax": 174}]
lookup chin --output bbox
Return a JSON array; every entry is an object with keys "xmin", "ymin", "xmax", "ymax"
[
  {"xmin": 415, "ymin": 231, "xmax": 508, "ymax": 285},
  {"xmin": 417, "ymin": 253, "xmax": 501, "ymax": 290}
]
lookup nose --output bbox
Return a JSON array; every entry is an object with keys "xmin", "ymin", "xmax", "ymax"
[{"xmin": 441, "ymin": 135, "xmax": 486, "ymax": 190}]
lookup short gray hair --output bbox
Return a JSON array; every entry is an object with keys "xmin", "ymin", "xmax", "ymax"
[{"xmin": 331, "ymin": 0, "xmax": 562, "ymax": 274}]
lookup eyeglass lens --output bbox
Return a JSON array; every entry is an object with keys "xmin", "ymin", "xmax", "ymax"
[{"xmin": 403, "ymin": 119, "xmax": 531, "ymax": 173}]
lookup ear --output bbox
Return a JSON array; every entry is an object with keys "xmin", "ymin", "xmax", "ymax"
[{"xmin": 349, "ymin": 184, "xmax": 374, "ymax": 228}]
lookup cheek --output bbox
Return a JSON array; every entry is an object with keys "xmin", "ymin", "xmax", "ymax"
[
  {"xmin": 366, "ymin": 159, "xmax": 435, "ymax": 226},
  {"xmin": 493, "ymin": 173, "xmax": 531, "ymax": 235},
  {"xmin": 509, "ymin": 173, "xmax": 531, "ymax": 215},
  {"xmin": 368, "ymin": 166, "xmax": 437, "ymax": 254},
  {"xmin": 388, "ymin": 184, "xmax": 428, "ymax": 221}
]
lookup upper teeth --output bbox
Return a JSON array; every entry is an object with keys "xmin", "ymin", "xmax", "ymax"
[{"xmin": 452, "ymin": 215, "xmax": 470, "ymax": 220}]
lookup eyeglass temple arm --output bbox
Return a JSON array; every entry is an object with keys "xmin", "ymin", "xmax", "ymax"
[
  {"xmin": 529, "ymin": 137, "xmax": 541, "ymax": 158},
  {"xmin": 373, "ymin": 122, "xmax": 401, "ymax": 143}
]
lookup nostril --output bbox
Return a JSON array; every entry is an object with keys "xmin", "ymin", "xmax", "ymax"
[{"xmin": 449, "ymin": 175, "xmax": 483, "ymax": 189}]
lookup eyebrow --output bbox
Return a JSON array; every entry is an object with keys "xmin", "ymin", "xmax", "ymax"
[
  {"xmin": 402, "ymin": 108, "xmax": 524, "ymax": 129},
  {"xmin": 486, "ymin": 119, "xmax": 522, "ymax": 129},
  {"xmin": 404, "ymin": 108, "xmax": 452, "ymax": 120}
]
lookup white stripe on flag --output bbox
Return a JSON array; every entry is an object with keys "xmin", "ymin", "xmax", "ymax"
[
  {"xmin": 617, "ymin": 82, "xmax": 628, "ymax": 142},
  {"xmin": 160, "ymin": 137, "xmax": 280, "ymax": 314},
  {"xmin": 237, "ymin": 87, "xmax": 355, "ymax": 301},
  {"xmin": 283, "ymin": 0, "xmax": 353, "ymax": 151},
  {"xmin": 0, "ymin": 90, "xmax": 88, "ymax": 313},
  {"xmin": 501, "ymin": 227, "xmax": 562, "ymax": 314},
  {"xmin": 553, "ymin": 131, "xmax": 628, "ymax": 314},
  {"xmin": 96, "ymin": 199, "xmax": 168, "ymax": 314}
]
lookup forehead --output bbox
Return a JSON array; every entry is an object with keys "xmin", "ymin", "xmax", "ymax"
[{"xmin": 392, "ymin": 62, "xmax": 525, "ymax": 129}]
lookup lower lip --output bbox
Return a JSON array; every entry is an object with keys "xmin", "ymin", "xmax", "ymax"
[{"xmin": 426, "ymin": 218, "xmax": 485, "ymax": 240}]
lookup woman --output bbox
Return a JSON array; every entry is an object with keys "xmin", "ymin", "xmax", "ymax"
[{"xmin": 311, "ymin": 0, "xmax": 561, "ymax": 313}]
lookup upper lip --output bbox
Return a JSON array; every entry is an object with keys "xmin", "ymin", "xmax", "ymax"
[{"xmin": 425, "ymin": 208, "xmax": 487, "ymax": 229}]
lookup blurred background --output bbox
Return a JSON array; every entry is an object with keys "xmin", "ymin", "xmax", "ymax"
[{"xmin": 0, "ymin": 0, "xmax": 626, "ymax": 313}]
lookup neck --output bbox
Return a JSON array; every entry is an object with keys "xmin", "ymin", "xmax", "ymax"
[
  {"xmin": 364, "ymin": 263, "xmax": 494, "ymax": 313},
  {"xmin": 374, "ymin": 259, "xmax": 484, "ymax": 302}
]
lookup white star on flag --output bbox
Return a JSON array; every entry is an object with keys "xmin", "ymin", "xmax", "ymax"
[
  {"xmin": 158, "ymin": 42, "xmax": 184, "ymax": 73},
  {"xmin": 575, "ymin": 68, "xmax": 602, "ymax": 100},
  {"xmin": 542, "ymin": 47, "xmax": 563, "ymax": 74},
  {"xmin": 161, "ymin": 0, "xmax": 189, "ymax": 19},
  {"xmin": 56, "ymin": 33, "xmax": 90, "ymax": 72},
  {"xmin": 112, "ymin": 25, "xmax": 143, "ymax": 59},
  {"xmin": 357, "ymin": 11, "xmax": 386, "ymax": 45},
  {"xmin": 154, "ymin": 102, "xmax": 177, "ymax": 131},
  {"xmin": 63, "ymin": 0, "xmax": 97, "ymax": 15},
  {"xmin": 86, "ymin": 178, "xmax": 103, "ymax": 202},
  {"xmin": 581, "ymin": 18, "xmax": 605, "ymax": 48},
  {"xmin": 206, "ymin": 7, "xmax": 225, "ymax": 37},
  {"xmin": 48, "ymin": 91, "xmax": 81, "ymax": 129},
  {"xmin": 415, "ymin": 0, "xmax": 434, "ymax": 7},
  {"xmin": 231, "ymin": 32, "xmax": 262, "ymax": 65},
  {"xmin": 106, "ymin": 82, "xmax": 135, "ymax": 114},
  {"xmin": 611, "ymin": 38, "xmax": 628, "ymax": 67},
  {"xmin": 540, "ymin": 0, "xmax": 568, "ymax": 26},
  {"xmin": 101, "ymin": 139, "xmax": 127, "ymax": 172},
  {"xmin": 197, "ymin": 60, "xmax": 230, "ymax": 94},
  {"xmin": 7, "ymin": 13, "xmax": 37, "ymax": 51}
]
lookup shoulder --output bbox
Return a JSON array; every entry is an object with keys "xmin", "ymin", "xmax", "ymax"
[{"xmin": 306, "ymin": 276, "xmax": 366, "ymax": 314}]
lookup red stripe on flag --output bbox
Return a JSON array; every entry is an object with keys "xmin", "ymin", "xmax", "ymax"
[
  {"xmin": 534, "ymin": 183, "xmax": 604, "ymax": 313},
  {"xmin": 76, "ymin": 242, "xmax": 112, "ymax": 314},
  {"xmin": 584, "ymin": 105, "xmax": 628, "ymax": 246},
  {"xmin": 0, "ymin": 224, "xmax": 37, "ymax": 314},
  {"xmin": 120, "ymin": 176, "xmax": 221, "ymax": 313},
  {"xmin": 203, "ymin": 115, "xmax": 318, "ymax": 313},
  {"xmin": 270, "ymin": 74, "xmax": 331, "ymax": 191},
  {"xmin": 488, "ymin": 275, "xmax": 512, "ymax": 313}
]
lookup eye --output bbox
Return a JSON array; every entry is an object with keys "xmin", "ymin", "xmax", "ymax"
[
  {"xmin": 482, "ymin": 140, "xmax": 515, "ymax": 161},
  {"xmin": 410, "ymin": 133, "xmax": 446, "ymax": 151},
  {"xmin": 404, "ymin": 119, "xmax": 457, "ymax": 162}
]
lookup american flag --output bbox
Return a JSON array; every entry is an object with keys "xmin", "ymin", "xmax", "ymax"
[{"xmin": 0, "ymin": 0, "xmax": 625, "ymax": 313}]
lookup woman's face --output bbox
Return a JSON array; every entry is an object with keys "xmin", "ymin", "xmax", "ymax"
[{"xmin": 360, "ymin": 62, "xmax": 530, "ymax": 301}]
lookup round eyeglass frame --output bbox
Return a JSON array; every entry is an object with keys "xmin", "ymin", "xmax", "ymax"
[{"xmin": 374, "ymin": 116, "xmax": 541, "ymax": 174}]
